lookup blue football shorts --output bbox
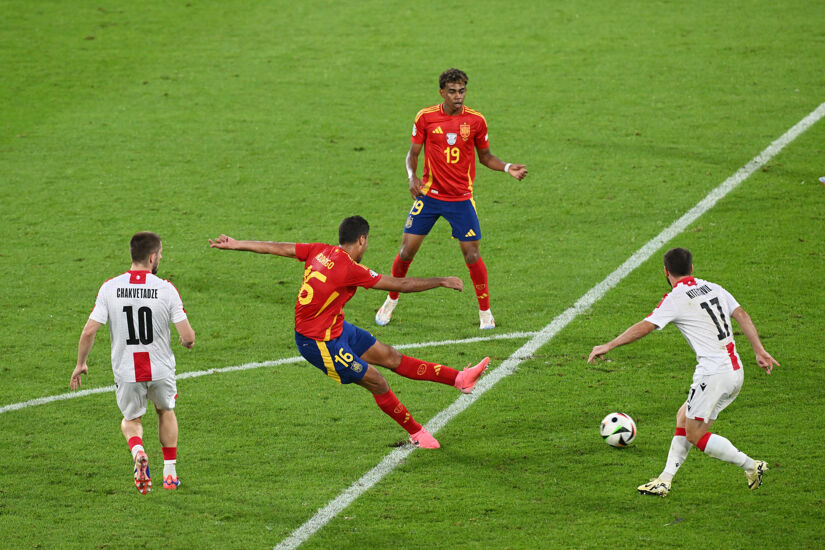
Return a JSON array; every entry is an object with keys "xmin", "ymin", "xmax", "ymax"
[
  {"xmin": 294, "ymin": 321, "xmax": 376, "ymax": 384},
  {"xmin": 403, "ymin": 194, "xmax": 481, "ymax": 241}
]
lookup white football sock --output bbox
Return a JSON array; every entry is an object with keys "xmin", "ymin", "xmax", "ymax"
[
  {"xmin": 164, "ymin": 460, "xmax": 177, "ymax": 478},
  {"xmin": 661, "ymin": 434, "xmax": 692, "ymax": 481},
  {"xmin": 702, "ymin": 434, "xmax": 753, "ymax": 470}
]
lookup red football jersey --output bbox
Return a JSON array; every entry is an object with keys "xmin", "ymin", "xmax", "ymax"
[
  {"xmin": 411, "ymin": 104, "xmax": 490, "ymax": 201},
  {"xmin": 293, "ymin": 243, "xmax": 382, "ymax": 341}
]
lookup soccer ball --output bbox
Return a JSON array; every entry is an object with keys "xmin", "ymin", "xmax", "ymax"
[{"xmin": 600, "ymin": 412, "xmax": 637, "ymax": 447}]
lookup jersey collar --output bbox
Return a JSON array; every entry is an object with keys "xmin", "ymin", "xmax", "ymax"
[
  {"xmin": 440, "ymin": 104, "xmax": 465, "ymax": 116},
  {"xmin": 128, "ymin": 270, "xmax": 151, "ymax": 284},
  {"xmin": 674, "ymin": 275, "xmax": 697, "ymax": 287}
]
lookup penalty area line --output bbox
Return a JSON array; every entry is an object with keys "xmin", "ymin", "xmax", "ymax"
[
  {"xmin": 0, "ymin": 331, "xmax": 537, "ymax": 416},
  {"xmin": 273, "ymin": 101, "xmax": 825, "ymax": 550}
]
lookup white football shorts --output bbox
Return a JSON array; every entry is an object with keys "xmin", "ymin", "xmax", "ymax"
[
  {"xmin": 115, "ymin": 376, "xmax": 177, "ymax": 420},
  {"xmin": 684, "ymin": 368, "xmax": 743, "ymax": 422}
]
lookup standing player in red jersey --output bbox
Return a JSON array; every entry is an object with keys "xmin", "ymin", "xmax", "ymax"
[
  {"xmin": 209, "ymin": 216, "xmax": 489, "ymax": 449},
  {"xmin": 375, "ymin": 68, "xmax": 528, "ymax": 330}
]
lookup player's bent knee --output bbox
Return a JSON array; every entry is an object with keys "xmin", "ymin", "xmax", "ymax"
[
  {"xmin": 357, "ymin": 366, "xmax": 390, "ymax": 395},
  {"xmin": 399, "ymin": 249, "xmax": 416, "ymax": 262},
  {"xmin": 463, "ymin": 251, "xmax": 481, "ymax": 264},
  {"xmin": 362, "ymin": 341, "xmax": 402, "ymax": 369},
  {"xmin": 460, "ymin": 242, "xmax": 482, "ymax": 265},
  {"xmin": 685, "ymin": 425, "xmax": 706, "ymax": 446},
  {"xmin": 398, "ymin": 245, "xmax": 420, "ymax": 262}
]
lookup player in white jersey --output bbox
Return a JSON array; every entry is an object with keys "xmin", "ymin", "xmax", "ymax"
[
  {"xmin": 588, "ymin": 247, "xmax": 779, "ymax": 497},
  {"xmin": 70, "ymin": 231, "xmax": 195, "ymax": 494}
]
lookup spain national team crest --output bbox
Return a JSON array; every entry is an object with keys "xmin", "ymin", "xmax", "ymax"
[
  {"xmin": 446, "ymin": 132, "xmax": 457, "ymax": 145},
  {"xmin": 460, "ymin": 123, "xmax": 471, "ymax": 141}
]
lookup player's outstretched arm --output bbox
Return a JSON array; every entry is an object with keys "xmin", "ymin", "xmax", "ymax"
[
  {"xmin": 587, "ymin": 320, "xmax": 656, "ymax": 364},
  {"xmin": 209, "ymin": 235, "xmax": 297, "ymax": 258},
  {"xmin": 71, "ymin": 319, "xmax": 102, "ymax": 390},
  {"xmin": 731, "ymin": 307, "xmax": 779, "ymax": 374},
  {"xmin": 477, "ymin": 148, "xmax": 528, "ymax": 181},
  {"xmin": 373, "ymin": 275, "xmax": 463, "ymax": 293}
]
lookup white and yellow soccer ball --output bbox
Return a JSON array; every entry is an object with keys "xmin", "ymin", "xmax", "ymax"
[{"xmin": 600, "ymin": 412, "xmax": 637, "ymax": 447}]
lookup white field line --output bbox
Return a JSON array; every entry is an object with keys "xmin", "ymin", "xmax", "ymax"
[
  {"xmin": 273, "ymin": 101, "xmax": 825, "ymax": 550},
  {"xmin": 0, "ymin": 331, "xmax": 538, "ymax": 416}
]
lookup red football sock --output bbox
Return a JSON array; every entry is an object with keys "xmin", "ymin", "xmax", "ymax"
[
  {"xmin": 373, "ymin": 390, "xmax": 422, "ymax": 435},
  {"xmin": 389, "ymin": 255, "xmax": 412, "ymax": 300},
  {"xmin": 466, "ymin": 258, "xmax": 490, "ymax": 310},
  {"xmin": 162, "ymin": 447, "xmax": 177, "ymax": 461},
  {"xmin": 127, "ymin": 436, "xmax": 143, "ymax": 451},
  {"xmin": 394, "ymin": 355, "xmax": 458, "ymax": 386},
  {"xmin": 696, "ymin": 432, "xmax": 712, "ymax": 451}
]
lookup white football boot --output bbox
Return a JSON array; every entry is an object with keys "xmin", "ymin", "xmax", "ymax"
[
  {"xmin": 375, "ymin": 296, "xmax": 398, "ymax": 326},
  {"xmin": 479, "ymin": 309, "xmax": 495, "ymax": 330}
]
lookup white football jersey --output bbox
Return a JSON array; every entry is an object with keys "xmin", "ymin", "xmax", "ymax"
[
  {"xmin": 89, "ymin": 270, "xmax": 187, "ymax": 383},
  {"xmin": 646, "ymin": 276, "xmax": 742, "ymax": 375}
]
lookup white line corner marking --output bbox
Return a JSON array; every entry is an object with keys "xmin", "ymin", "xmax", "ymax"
[{"xmin": 274, "ymin": 101, "xmax": 825, "ymax": 550}]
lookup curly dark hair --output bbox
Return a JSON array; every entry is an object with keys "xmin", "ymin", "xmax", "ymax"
[{"xmin": 439, "ymin": 68, "xmax": 468, "ymax": 89}]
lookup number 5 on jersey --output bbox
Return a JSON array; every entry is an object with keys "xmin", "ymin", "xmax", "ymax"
[{"xmin": 299, "ymin": 266, "xmax": 327, "ymax": 305}]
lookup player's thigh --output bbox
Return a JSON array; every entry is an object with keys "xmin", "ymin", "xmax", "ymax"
[
  {"xmin": 685, "ymin": 370, "xmax": 742, "ymax": 422},
  {"xmin": 443, "ymin": 198, "xmax": 482, "ymax": 242},
  {"xmin": 115, "ymin": 381, "xmax": 149, "ymax": 421},
  {"xmin": 710, "ymin": 369, "xmax": 744, "ymax": 419},
  {"xmin": 295, "ymin": 329, "xmax": 371, "ymax": 385},
  {"xmin": 676, "ymin": 401, "xmax": 689, "ymax": 426},
  {"xmin": 403, "ymin": 196, "xmax": 440, "ymax": 238},
  {"xmin": 147, "ymin": 377, "xmax": 177, "ymax": 411}
]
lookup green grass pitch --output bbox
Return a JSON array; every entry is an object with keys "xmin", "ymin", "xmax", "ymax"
[{"xmin": 1, "ymin": 1, "xmax": 824, "ymax": 548}]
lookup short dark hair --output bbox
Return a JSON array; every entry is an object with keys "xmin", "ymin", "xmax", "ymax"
[
  {"xmin": 439, "ymin": 68, "xmax": 468, "ymax": 89},
  {"xmin": 339, "ymin": 216, "xmax": 370, "ymax": 245},
  {"xmin": 664, "ymin": 247, "xmax": 693, "ymax": 277},
  {"xmin": 130, "ymin": 231, "xmax": 162, "ymax": 263}
]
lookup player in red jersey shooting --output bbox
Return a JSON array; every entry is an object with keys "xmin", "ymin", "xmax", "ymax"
[
  {"xmin": 210, "ymin": 215, "xmax": 488, "ymax": 449},
  {"xmin": 376, "ymin": 68, "xmax": 528, "ymax": 330}
]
